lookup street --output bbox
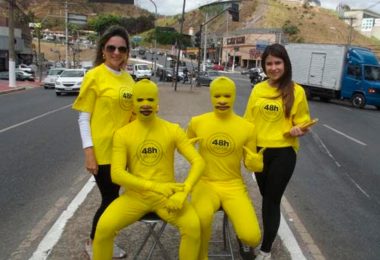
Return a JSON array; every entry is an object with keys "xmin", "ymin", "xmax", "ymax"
[
  {"xmin": 0, "ymin": 89, "xmax": 88, "ymax": 259},
  {"xmin": 1, "ymin": 73, "xmax": 380, "ymax": 259}
]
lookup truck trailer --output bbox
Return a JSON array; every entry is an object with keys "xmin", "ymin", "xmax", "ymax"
[{"xmin": 285, "ymin": 43, "xmax": 380, "ymax": 109}]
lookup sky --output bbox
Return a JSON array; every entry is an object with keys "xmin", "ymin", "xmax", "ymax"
[{"xmin": 134, "ymin": 0, "xmax": 380, "ymax": 16}]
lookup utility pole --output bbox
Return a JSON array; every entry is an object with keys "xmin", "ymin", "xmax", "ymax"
[
  {"xmin": 65, "ymin": 0, "xmax": 69, "ymax": 68},
  {"xmin": 202, "ymin": 13, "xmax": 208, "ymax": 72},
  {"xmin": 340, "ymin": 16, "xmax": 356, "ymax": 46},
  {"xmin": 149, "ymin": 0, "xmax": 157, "ymax": 72},
  {"xmin": 8, "ymin": 0, "xmax": 16, "ymax": 88},
  {"xmin": 174, "ymin": 0, "xmax": 186, "ymax": 91}
]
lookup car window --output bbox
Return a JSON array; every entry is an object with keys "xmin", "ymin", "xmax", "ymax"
[
  {"xmin": 208, "ymin": 71, "xmax": 219, "ymax": 76},
  {"xmin": 61, "ymin": 70, "xmax": 84, "ymax": 77},
  {"xmin": 49, "ymin": 69, "xmax": 65, "ymax": 76},
  {"xmin": 137, "ymin": 64, "xmax": 149, "ymax": 70}
]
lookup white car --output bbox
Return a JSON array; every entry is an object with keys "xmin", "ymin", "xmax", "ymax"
[
  {"xmin": 43, "ymin": 68, "xmax": 65, "ymax": 89},
  {"xmin": 17, "ymin": 64, "xmax": 34, "ymax": 74},
  {"xmin": 55, "ymin": 69, "xmax": 86, "ymax": 96}
]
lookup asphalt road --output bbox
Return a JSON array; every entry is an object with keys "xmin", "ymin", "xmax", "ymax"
[
  {"xmin": 231, "ymin": 75, "xmax": 380, "ymax": 259},
  {"xmin": 2, "ymin": 66, "xmax": 380, "ymax": 259},
  {"xmin": 285, "ymin": 100, "xmax": 380, "ymax": 260},
  {"xmin": 0, "ymin": 89, "xmax": 89, "ymax": 259}
]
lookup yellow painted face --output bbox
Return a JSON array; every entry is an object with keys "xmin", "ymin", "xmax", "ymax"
[
  {"xmin": 133, "ymin": 79, "xmax": 159, "ymax": 121},
  {"xmin": 209, "ymin": 76, "xmax": 236, "ymax": 114}
]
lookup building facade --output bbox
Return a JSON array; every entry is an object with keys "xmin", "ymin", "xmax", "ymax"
[
  {"xmin": 343, "ymin": 9, "xmax": 380, "ymax": 40},
  {"xmin": 0, "ymin": 2, "xmax": 33, "ymax": 71}
]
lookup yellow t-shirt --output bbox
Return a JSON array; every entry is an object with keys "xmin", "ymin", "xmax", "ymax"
[
  {"xmin": 187, "ymin": 112, "xmax": 256, "ymax": 181},
  {"xmin": 112, "ymin": 118, "xmax": 202, "ymax": 190},
  {"xmin": 72, "ymin": 63, "xmax": 135, "ymax": 164},
  {"xmin": 244, "ymin": 81, "xmax": 310, "ymax": 151}
]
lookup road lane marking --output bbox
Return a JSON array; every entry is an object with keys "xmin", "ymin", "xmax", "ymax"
[
  {"xmin": 311, "ymin": 131, "xmax": 371, "ymax": 199},
  {"xmin": 29, "ymin": 177, "xmax": 95, "ymax": 260},
  {"xmin": 323, "ymin": 124, "xmax": 367, "ymax": 146},
  {"xmin": 252, "ymin": 175, "xmax": 308, "ymax": 260},
  {"xmin": 0, "ymin": 104, "xmax": 72, "ymax": 134}
]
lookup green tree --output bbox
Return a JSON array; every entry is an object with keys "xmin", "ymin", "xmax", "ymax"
[{"xmin": 88, "ymin": 14, "xmax": 122, "ymax": 34}]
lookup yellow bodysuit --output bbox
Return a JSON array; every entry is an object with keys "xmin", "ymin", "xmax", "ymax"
[
  {"xmin": 92, "ymin": 80, "xmax": 204, "ymax": 260},
  {"xmin": 187, "ymin": 76, "xmax": 261, "ymax": 260}
]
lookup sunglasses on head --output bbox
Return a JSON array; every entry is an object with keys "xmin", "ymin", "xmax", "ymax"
[{"xmin": 105, "ymin": 45, "xmax": 128, "ymax": 54}]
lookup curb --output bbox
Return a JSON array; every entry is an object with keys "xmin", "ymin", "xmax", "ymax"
[{"xmin": 0, "ymin": 87, "xmax": 26, "ymax": 95}]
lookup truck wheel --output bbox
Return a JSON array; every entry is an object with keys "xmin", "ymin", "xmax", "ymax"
[
  {"xmin": 351, "ymin": 93, "xmax": 366, "ymax": 108},
  {"xmin": 320, "ymin": 97, "xmax": 330, "ymax": 102},
  {"xmin": 376, "ymin": 106, "xmax": 380, "ymax": 110}
]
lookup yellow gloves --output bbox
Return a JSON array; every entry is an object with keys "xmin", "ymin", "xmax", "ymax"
[
  {"xmin": 147, "ymin": 182, "xmax": 185, "ymax": 197},
  {"xmin": 165, "ymin": 184, "xmax": 192, "ymax": 211},
  {"xmin": 243, "ymin": 146, "xmax": 266, "ymax": 173}
]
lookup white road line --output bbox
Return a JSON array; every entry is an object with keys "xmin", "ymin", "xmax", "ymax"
[
  {"xmin": 0, "ymin": 104, "xmax": 72, "ymax": 134},
  {"xmin": 323, "ymin": 124, "xmax": 367, "ymax": 146},
  {"xmin": 29, "ymin": 177, "xmax": 95, "ymax": 260},
  {"xmin": 311, "ymin": 131, "xmax": 371, "ymax": 199},
  {"xmin": 251, "ymin": 175, "xmax": 307, "ymax": 259}
]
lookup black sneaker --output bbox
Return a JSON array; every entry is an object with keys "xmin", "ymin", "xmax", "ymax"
[{"xmin": 237, "ymin": 237, "xmax": 255, "ymax": 260}]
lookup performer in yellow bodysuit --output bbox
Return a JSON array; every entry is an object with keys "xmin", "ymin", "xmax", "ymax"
[
  {"xmin": 92, "ymin": 79, "xmax": 205, "ymax": 260},
  {"xmin": 187, "ymin": 76, "xmax": 262, "ymax": 260}
]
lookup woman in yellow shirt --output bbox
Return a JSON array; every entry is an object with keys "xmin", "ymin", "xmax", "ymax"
[
  {"xmin": 72, "ymin": 25, "xmax": 135, "ymax": 259},
  {"xmin": 244, "ymin": 43, "xmax": 311, "ymax": 260}
]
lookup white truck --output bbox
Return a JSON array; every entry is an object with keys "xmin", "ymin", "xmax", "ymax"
[
  {"xmin": 130, "ymin": 63, "xmax": 152, "ymax": 81},
  {"xmin": 285, "ymin": 43, "xmax": 380, "ymax": 109}
]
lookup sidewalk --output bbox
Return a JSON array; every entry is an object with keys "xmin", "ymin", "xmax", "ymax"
[
  {"xmin": 38, "ymin": 82, "xmax": 292, "ymax": 260},
  {"xmin": 0, "ymin": 80, "xmax": 41, "ymax": 95}
]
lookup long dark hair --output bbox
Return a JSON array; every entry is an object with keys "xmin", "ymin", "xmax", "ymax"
[
  {"xmin": 93, "ymin": 25, "xmax": 130, "ymax": 67},
  {"xmin": 261, "ymin": 43, "xmax": 294, "ymax": 118}
]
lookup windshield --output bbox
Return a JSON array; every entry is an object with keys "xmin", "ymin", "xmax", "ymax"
[
  {"xmin": 48, "ymin": 69, "xmax": 64, "ymax": 76},
  {"xmin": 61, "ymin": 70, "xmax": 84, "ymax": 77},
  {"xmin": 364, "ymin": 66, "xmax": 380, "ymax": 82},
  {"xmin": 137, "ymin": 64, "xmax": 149, "ymax": 70},
  {"xmin": 208, "ymin": 71, "xmax": 219, "ymax": 76}
]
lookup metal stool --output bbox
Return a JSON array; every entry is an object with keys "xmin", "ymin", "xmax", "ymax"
[
  {"xmin": 208, "ymin": 208, "xmax": 235, "ymax": 259},
  {"xmin": 133, "ymin": 212, "xmax": 171, "ymax": 260}
]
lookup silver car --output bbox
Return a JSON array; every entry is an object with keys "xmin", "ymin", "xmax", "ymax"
[{"xmin": 43, "ymin": 68, "xmax": 65, "ymax": 89}]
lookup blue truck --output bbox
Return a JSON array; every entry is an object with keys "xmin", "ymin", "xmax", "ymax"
[{"xmin": 285, "ymin": 43, "xmax": 380, "ymax": 109}]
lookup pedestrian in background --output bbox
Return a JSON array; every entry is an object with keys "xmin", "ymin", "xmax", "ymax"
[
  {"xmin": 72, "ymin": 25, "xmax": 134, "ymax": 259},
  {"xmin": 187, "ymin": 76, "xmax": 262, "ymax": 260},
  {"xmin": 244, "ymin": 43, "xmax": 311, "ymax": 260}
]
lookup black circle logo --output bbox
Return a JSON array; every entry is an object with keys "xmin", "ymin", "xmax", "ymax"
[{"xmin": 206, "ymin": 133, "xmax": 235, "ymax": 157}]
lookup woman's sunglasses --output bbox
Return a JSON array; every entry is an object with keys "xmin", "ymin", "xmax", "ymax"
[{"xmin": 105, "ymin": 45, "xmax": 128, "ymax": 54}]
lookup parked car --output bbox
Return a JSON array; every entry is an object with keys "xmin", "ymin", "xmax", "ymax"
[
  {"xmin": 55, "ymin": 69, "xmax": 86, "ymax": 96},
  {"xmin": 43, "ymin": 68, "xmax": 65, "ymax": 89},
  {"xmin": 0, "ymin": 71, "xmax": 25, "ymax": 81},
  {"xmin": 212, "ymin": 64, "xmax": 224, "ymax": 71},
  {"xmin": 195, "ymin": 70, "xmax": 220, "ymax": 86},
  {"xmin": 17, "ymin": 64, "xmax": 34, "ymax": 74},
  {"xmin": 15, "ymin": 69, "xmax": 35, "ymax": 81}
]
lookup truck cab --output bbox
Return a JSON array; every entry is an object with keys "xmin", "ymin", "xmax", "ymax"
[
  {"xmin": 131, "ymin": 63, "xmax": 152, "ymax": 81},
  {"xmin": 341, "ymin": 47, "xmax": 380, "ymax": 109}
]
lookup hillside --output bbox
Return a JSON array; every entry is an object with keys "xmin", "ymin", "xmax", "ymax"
[
  {"xmin": 25, "ymin": 0, "xmax": 150, "ymax": 21},
  {"xmin": 31, "ymin": 0, "xmax": 380, "ymax": 61},
  {"xmin": 158, "ymin": 0, "xmax": 379, "ymax": 50}
]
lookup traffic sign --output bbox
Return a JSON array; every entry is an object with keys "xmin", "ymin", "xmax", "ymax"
[{"xmin": 68, "ymin": 14, "xmax": 87, "ymax": 25}]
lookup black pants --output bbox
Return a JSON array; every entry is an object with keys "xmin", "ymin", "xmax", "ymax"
[
  {"xmin": 90, "ymin": 164, "xmax": 120, "ymax": 240},
  {"xmin": 255, "ymin": 147, "xmax": 296, "ymax": 253}
]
